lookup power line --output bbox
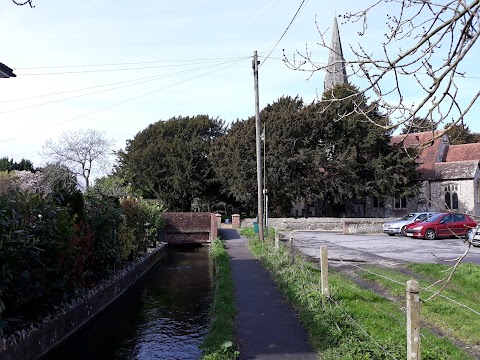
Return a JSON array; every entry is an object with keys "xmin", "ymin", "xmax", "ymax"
[
  {"xmin": 0, "ymin": 57, "xmax": 250, "ymax": 144},
  {"xmin": 14, "ymin": 56, "xmax": 247, "ymax": 71},
  {"xmin": 16, "ymin": 57, "xmax": 248, "ymax": 76},
  {"xmin": 0, "ymin": 57, "xmax": 249, "ymax": 114},
  {"xmin": 1, "ymin": 57, "xmax": 251, "ymax": 104},
  {"xmin": 259, "ymin": 0, "xmax": 310, "ymax": 68}
]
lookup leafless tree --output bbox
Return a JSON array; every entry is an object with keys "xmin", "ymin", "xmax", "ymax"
[
  {"xmin": 40, "ymin": 129, "xmax": 115, "ymax": 190},
  {"xmin": 284, "ymin": 0, "xmax": 480, "ymax": 145}
]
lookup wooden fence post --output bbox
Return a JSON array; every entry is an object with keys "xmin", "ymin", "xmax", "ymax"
[
  {"xmin": 289, "ymin": 231, "xmax": 295, "ymax": 264},
  {"xmin": 406, "ymin": 279, "xmax": 421, "ymax": 360},
  {"xmin": 320, "ymin": 245, "xmax": 329, "ymax": 297}
]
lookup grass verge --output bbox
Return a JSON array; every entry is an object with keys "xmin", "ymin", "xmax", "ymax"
[
  {"xmin": 358, "ymin": 262, "xmax": 480, "ymax": 347},
  {"xmin": 241, "ymin": 227, "xmax": 473, "ymax": 360},
  {"xmin": 201, "ymin": 238, "xmax": 238, "ymax": 360}
]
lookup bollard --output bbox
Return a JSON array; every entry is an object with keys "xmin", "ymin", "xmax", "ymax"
[
  {"xmin": 406, "ymin": 280, "xmax": 421, "ymax": 360},
  {"xmin": 320, "ymin": 245, "xmax": 330, "ymax": 297},
  {"xmin": 274, "ymin": 229, "xmax": 279, "ymax": 250}
]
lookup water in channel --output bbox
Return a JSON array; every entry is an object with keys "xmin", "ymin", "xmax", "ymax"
[{"xmin": 43, "ymin": 245, "xmax": 213, "ymax": 360}]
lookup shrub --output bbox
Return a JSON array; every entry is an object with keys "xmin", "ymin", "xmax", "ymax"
[{"xmin": 84, "ymin": 189, "xmax": 122, "ymax": 275}]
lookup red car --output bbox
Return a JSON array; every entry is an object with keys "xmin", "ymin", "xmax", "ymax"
[{"xmin": 404, "ymin": 212, "xmax": 476, "ymax": 240}]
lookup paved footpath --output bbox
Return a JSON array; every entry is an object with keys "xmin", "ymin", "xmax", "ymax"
[{"xmin": 219, "ymin": 229, "xmax": 318, "ymax": 360}]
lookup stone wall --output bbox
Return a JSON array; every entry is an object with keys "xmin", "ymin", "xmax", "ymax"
[
  {"xmin": 160, "ymin": 212, "xmax": 217, "ymax": 244},
  {"xmin": 241, "ymin": 217, "xmax": 391, "ymax": 234},
  {"xmin": 0, "ymin": 246, "xmax": 166, "ymax": 360}
]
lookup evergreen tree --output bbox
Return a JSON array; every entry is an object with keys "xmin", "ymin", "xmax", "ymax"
[
  {"xmin": 312, "ymin": 85, "xmax": 419, "ymax": 215},
  {"xmin": 117, "ymin": 115, "xmax": 225, "ymax": 211},
  {"xmin": 400, "ymin": 117, "xmax": 437, "ymax": 134},
  {"xmin": 212, "ymin": 88, "xmax": 419, "ymax": 217},
  {"xmin": 444, "ymin": 121, "xmax": 480, "ymax": 144}
]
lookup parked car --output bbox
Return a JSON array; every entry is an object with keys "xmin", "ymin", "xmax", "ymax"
[
  {"xmin": 471, "ymin": 228, "xmax": 480, "ymax": 247},
  {"xmin": 382, "ymin": 212, "xmax": 437, "ymax": 236},
  {"xmin": 404, "ymin": 212, "xmax": 476, "ymax": 240}
]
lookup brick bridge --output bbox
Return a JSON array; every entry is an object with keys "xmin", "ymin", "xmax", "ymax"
[{"xmin": 159, "ymin": 212, "xmax": 241, "ymax": 244}]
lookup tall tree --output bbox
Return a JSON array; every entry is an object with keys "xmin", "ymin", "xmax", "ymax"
[
  {"xmin": 211, "ymin": 96, "xmax": 318, "ymax": 216},
  {"xmin": 116, "ymin": 115, "xmax": 225, "ymax": 211},
  {"xmin": 40, "ymin": 129, "xmax": 114, "ymax": 190},
  {"xmin": 310, "ymin": 85, "xmax": 419, "ymax": 215},
  {"xmin": 212, "ymin": 90, "xmax": 419, "ymax": 216}
]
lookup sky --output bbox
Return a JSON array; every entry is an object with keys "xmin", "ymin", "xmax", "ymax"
[{"xmin": 1, "ymin": 0, "xmax": 480, "ymax": 173}]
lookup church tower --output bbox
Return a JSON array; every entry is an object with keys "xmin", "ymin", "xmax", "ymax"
[{"xmin": 324, "ymin": 17, "xmax": 348, "ymax": 91}]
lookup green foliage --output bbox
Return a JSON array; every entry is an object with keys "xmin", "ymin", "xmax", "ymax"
[
  {"xmin": 212, "ymin": 96, "xmax": 318, "ymax": 215},
  {"xmin": 93, "ymin": 175, "xmax": 135, "ymax": 198},
  {"xmin": 400, "ymin": 117, "xmax": 437, "ymax": 134},
  {"xmin": 444, "ymin": 120, "xmax": 480, "ymax": 145},
  {"xmin": 84, "ymin": 188, "xmax": 122, "ymax": 274},
  {"xmin": 141, "ymin": 200, "xmax": 165, "ymax": 244},
  {"xmin": 213, "ymin": 89, "xmax": 419, "ymax": 216},
  {"xmin": 0, "ymin": 171, "xmax": 166, "ymax": 337},
  {"xmin": 119, "ymin": 197, "xmax": 147, "ymax": 258},
  {"xmin": 201, "ymin": 238, "xmax": 238, "ymax": 360},
  {"xmin": 0, "ymin": 157, "xmax": 34, "ymax": 172},
  {"xmin": 116, "ymin": 115, "xmax": 226, "ymax": 211}
]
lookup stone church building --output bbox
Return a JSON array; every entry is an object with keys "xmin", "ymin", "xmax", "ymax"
[
  {"xmin": 292, "ymin": 18, "xmax": 480, "ymax": 218},
  {"xmin": 364, "ymin": 131, "xmax": 480, "ymax": 218}
]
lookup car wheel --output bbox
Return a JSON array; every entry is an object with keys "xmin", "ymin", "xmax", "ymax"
[
  {"xmin": 388, "ymin": 234, "xmax": 395, "ymax": 236},
  {"xmin": 424, "ymin": 229, "xmax": 436, "ymax": 240},
  {"xmin": 401, "ymin": 226, "xmax": 407, "ymax": 236}
]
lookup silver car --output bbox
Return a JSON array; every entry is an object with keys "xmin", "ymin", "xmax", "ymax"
[
  {"xmin": 471, "ymin": 227, "xmax": 480, "ymax": 246},
  {"xmin": 383, "ymin": 212, "xmax": 437, "ymax": 236}
]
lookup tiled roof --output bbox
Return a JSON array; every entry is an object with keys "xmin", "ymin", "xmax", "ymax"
[
  {"xmin": 390, "ymin": 130, "xmax": 446, "ymax": 180},
  {"xmin": 431, "ymin": 161, "xmax": 479, "ymax": 180},
  {"xmin": 445, "ymin": 143, "xmax": 480, "ymax": 162}
]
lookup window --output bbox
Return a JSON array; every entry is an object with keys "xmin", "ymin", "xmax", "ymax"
[
  {"xmin": 442, "ymin": 214, "xmax": 454, "ymax": 223},
  {"xmin": 444, "ymin": 184, "xmax": 459, "ymax": 210},
  {"xmin": 394, "ymin": 197, "xmax": 407, "ymax": 209},
  {"xmin": 373, "ymin": 197, "xmax": 384, "ymax": 208}
]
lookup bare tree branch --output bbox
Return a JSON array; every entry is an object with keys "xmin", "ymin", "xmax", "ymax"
[
  {"xmin": 12, "ymin": 0, "xmax": 34, "ymax": 7},
  {"xmin": 283, "ymin": 0, "xmax": 480, "ymax": 133},
  {"xmin": 40, "ymin": 129, "xmax": 115, "ymax": 190}
]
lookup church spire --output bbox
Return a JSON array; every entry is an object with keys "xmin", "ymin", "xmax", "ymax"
[{"xmin": 324, "ymin": 17, "xmax": 348, "ymax": 91}]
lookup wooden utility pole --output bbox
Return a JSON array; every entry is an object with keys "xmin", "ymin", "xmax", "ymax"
[{"xmin": 253, "ymin": 51, "xmax": 264, "ymax": 241}]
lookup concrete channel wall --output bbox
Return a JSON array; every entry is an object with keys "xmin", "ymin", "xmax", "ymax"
[
  {"xmin": 0, "ymin": 245, "xmax": 167, "ymax": 360},
  {"xmin": 241, "ymin": 217, "xmax": 393, "ymax": 234}
]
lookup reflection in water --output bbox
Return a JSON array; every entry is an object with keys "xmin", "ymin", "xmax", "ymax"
[{"xmin": 44, "ymin": 245, "xmax": 213, "ymax": 360}]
